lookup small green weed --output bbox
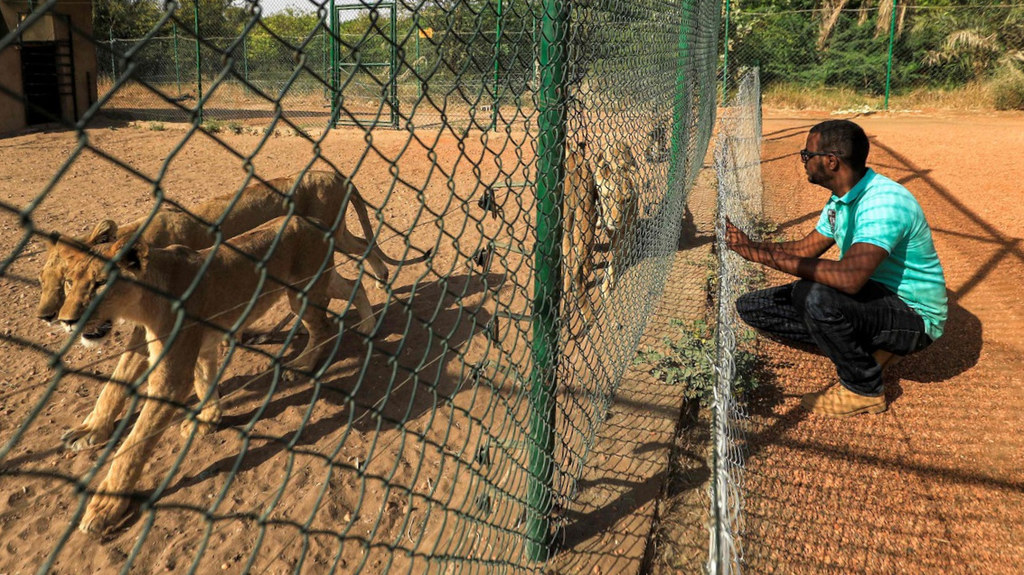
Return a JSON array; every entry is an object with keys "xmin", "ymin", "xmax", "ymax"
[
  {"xmin": 147, "ymin": 122, "xmax": 165, "ymax": 131},
  {"xmin": 202, "ymin": 119, "xmax": 223, "ymax": 133},
  {"xmin": 636, "ymin": 318, "xmax": 767, "ymax": 408}
]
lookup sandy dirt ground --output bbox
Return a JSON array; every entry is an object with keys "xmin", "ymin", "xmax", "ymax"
[
  {"xmin": 0, "ymin": 115, "xmax": 686, "ymax": 574},
  {"xmin": 737, "ymin": 110, "xmax": 1024, "ymax": 574},
  {"xmin": 1, "ymin": 108, "xmax": 1021, "ymax": 575},
  {"xmin": 0, "ymin": 123, "xmax": 545, "ymax": 574}
]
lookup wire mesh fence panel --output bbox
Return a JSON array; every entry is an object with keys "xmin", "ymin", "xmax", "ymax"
[
  {"xmin": 0, "ymin": 0, "xmax": 720, "ymax": 573},
  {"xmin": 721, "ymin": 2, "xmax": 1024, "ymax": 111},
  {"xmin": 710, "ymin": 68, "xmax": 764, "ymax": 575}
]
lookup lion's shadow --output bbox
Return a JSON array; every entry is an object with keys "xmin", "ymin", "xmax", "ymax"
[{"xmin": 161, "ymin": 271, "xmax": 504, "ymax": 495}]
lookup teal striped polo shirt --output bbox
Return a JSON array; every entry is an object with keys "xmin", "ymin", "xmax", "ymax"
[{"xmin": 814, "ymin": 169, "xmax": 947, "ymax": 340}]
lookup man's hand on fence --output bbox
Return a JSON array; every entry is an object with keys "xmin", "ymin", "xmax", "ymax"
[{"xmin": 725, "ymin": 217, "xmax": 754, "ymax": 260}]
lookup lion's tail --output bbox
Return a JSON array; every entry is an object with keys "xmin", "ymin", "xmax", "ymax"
[{"xmin": 346, "ymin": 184, "xmax": 433, "ymax": 266}]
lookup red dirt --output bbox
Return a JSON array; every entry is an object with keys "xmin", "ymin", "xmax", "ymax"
[
  {"xmin": 0, "ymin": 108, "xmax": 1021, "ymax": 575},
  {"xmin": 740, "ymin": 109, "xmax": 1024, "ymax": 573},
  {"xmin": 0, "ymin": 123, "xmax": 543, "ymax": 573}
]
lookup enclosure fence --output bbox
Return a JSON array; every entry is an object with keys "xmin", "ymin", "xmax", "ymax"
[
  {"xmin": 722, "ymin": 2, "xmax": 1024, "ymax": 111},
  {"xmin": 711, "ymin": 68, "xmax": 764, "ymax": 575},
  {"xmin": 0, "ymin": 0, "xmax": 720, "ymax": 573}
]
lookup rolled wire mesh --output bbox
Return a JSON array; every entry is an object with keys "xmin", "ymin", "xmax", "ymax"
[
  {"xmin": 709, "ymin": 68, "xmax": 764, "ymax": 575},
  {"xmin": 0, "ymin": 0, "xmax": 719, "ymax": 572}
]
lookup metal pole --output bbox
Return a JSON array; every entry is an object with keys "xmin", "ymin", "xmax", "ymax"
[
  {"xmin": 884, "ymin": 0, "xmax": 898, "ymax": 110},
  {"xmin": 722, "ymin": 0, "xmax": 731, "ymax": 101},
  {"xmin": 390, "ymin": 4, "xmax": 398, "ymax": 128},
  {"xmin": 492, "ymin": 0, "xmax": 502, "ymax": 131},
  {"xmin": 194, "ymin": 1, "xmax": 202, "ymax": 123},
  {"xmin": 330, "ymin": 0, "xmax": 339, "ymax": 122},
  {"xmin": 109, "ymin": 25, "xmax": 115, "ymax": 81},
  {"xmin": 173, "ymin": 21, "xmax": 182, "ymax": 95},
  {"xmin": 243, "ymin": 33, "xmax": 249, "ymax": 95},
  {"xmin": 415, "ymin": 20, "xmax": 421, "ymax": 101},
  {"xmin": 526, "ymin": 0, "xmax": 566, "ymax": 563}
]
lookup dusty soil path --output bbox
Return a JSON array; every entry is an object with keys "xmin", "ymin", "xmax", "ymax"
[{"xmin": 739, "ymin": 110, "xmax": 1024, "ymax": 573}]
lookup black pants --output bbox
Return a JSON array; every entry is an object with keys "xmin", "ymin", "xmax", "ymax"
[{"xmin": 735, "ymin": 280, "xmax": 932, "ymax": 396}]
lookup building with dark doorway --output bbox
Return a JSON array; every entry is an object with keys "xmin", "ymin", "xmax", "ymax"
[{"xmin": 0, "ymin": 0, "xmax": 97, "ymax": 135}]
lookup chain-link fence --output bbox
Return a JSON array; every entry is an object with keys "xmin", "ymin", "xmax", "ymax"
[
  {"xmin": 722, "ymin": 1, "xmax": 1024, "ymax": 111},
  {"xmin": 710, "ymin": 68, "xmax": 764, "ymax": 574},
  {"xmin": 0, "ymin": 0, "xmax": 721, "ymax": 572},
  {"xmin": 92, "ymin": 0, "xmax": 545, "ymax": 128}
]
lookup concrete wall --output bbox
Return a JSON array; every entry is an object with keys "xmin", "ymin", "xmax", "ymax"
[
  {"xmin": 0, "ymin": 2, "xmax": 26, "ymax": 135},
  {"xmin": 0, "ymin": 0, "xmax": 97, "ymax": 136}
]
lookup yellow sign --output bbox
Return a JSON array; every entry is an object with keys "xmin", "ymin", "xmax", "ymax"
[{"xmin": 418, "ymin": 27, "xmax": 434, "ymax": 39}]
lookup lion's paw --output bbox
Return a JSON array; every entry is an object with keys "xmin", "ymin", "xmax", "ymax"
[
  {"xmin": 61, "ymin": 425, "xmax": 112, "ymax": 452},
  {"xmin": 79, "ymin": 492, "xmax": 132, "ymax": 535},
  {"xmin": 179, "ymin": 406, "xmax": 222, "ymax": 438}
]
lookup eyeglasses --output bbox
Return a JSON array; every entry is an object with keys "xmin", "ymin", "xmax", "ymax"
[{"xmin": 799, "ymin": 149, "xmax": 835, "ymax": 162}]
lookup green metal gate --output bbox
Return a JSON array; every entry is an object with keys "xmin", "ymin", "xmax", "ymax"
[{"xmin": 331, "ymin": 0, "xmax": 399, "ymax": 128}]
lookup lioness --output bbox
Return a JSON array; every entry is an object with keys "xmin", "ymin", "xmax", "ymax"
[
  {"xmin": 58, "ymin": 216, "xmax": 358, "ymax": 534},
  {"xmin": 562, "ymin": 141, "xmax": 598, "ymax": 328},
  {"xmin": 594, "ymin": 141, "xmax": 640, "ymax": 294},
  {"xmin": 37, "ymin": 170, "xmax": 424, "ymax": 322},
  {"xmin": 41, "ymin": 170, "xmax": 428, "ymax": 451}
]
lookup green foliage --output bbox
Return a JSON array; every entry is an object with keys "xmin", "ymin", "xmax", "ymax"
[
  {"xmin": 991, "ymin": 67, "xmax": 1024, "ymax": 110},
  {"xmin": 93, "ymin": 0, "xmax": 163, "ymax": 40},
  {"xmin": 201, "ymin": 118, "xmax": 222, "ymax": 133},
  {"xmin": 245, "ymin": 8, "xmax": 325, "ymax": 72},
  {"xmin": 729, "ymin": 11, "xmax": 816, "ymax": 89},
  {"xmin": 636, "ymin": 319, "xmax": 766, "ymax": 408},
  {"xmin": 728, "ymin": 1, "xmax": 1024, "ymax": 98}
]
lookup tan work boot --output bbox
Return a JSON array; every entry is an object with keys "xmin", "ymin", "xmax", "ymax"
[{"xmin": 801, "ymin": 384, "xmax": 887, "ymax": 416}]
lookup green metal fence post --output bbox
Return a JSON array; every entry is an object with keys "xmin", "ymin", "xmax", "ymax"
[
  {"xmin": 526, "ymin": 0, "xmax": 566, "ymax": 562},
  {"xmin": 330, "ymin": 0, "xmax": 339, "ymax": 121},
  {"xmin": 107, "ymin": 26, "xmax": 114, "ymax": 81},
  {"xmin": 884, "ymin": 0, "xmax": 898, "ymax": 110},
  {"xmin": 173, "ymin": 21, "xmax": 182, "ymax": 96},
  {"xmin": 722, "ymin": 0, "xmax": 731, "ymax": 101},
  {"xmin": 390, "ymin": 5, "xmax": 398, "ymax": 128},
  {"xmin": 194, "ymin": 2, "xmax": 202, "ymax": 123},
  {"xmin": 492, "ymin": 0, "xmax": 502, "ymax": 131},
  {"xmin": 415, "ymin": 23, "xmax": 421, "ymax": 101},
  {"xmin": 243, "ymin": 33, "xmax": 249, "ymax": 95}
]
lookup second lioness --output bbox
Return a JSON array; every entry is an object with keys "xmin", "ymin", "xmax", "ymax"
[
  {"xmin": 45, "ymin": 170, "xmax": 429, "ymax": 451},
  {"xmin": 57, "ymin": 216, "xmax": 357, "ymax": 534},
  {"xmin": 594, "ymin": 141, "xmax": 640, "ymax": 293}
]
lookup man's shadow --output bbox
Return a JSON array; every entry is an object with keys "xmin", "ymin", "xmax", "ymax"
[{"xmin": 892, "ymin": 289, "xmax": 981, "ymax": 384}]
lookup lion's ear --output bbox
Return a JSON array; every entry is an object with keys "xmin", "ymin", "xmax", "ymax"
[
  {"xmin": 114, "ymin": 238, "xmax": 148, "ymax": 274},
  {"xmin": 87, "ymin": 220, "xmax": 118, "ymax": 245},
  {"xmin": 43, "ymin": 230, "xmax": 61, "ymax": 246}
]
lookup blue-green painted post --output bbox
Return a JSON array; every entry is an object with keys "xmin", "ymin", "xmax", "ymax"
[
  {"xmin": 526, "ymin": 0, "xmax": 566, "ymax": 562},
  {"xmin": 884, "ymin": 0, "xmax": 898, "ymax": 110}
]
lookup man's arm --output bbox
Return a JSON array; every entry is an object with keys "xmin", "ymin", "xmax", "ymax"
[
  {"xmin": 725, "ymin": 219, "xmax": 888, "ymax": 294},
  {"xmin": 768, "ymin": 228, "xmax": 835, "ymax": 259}
]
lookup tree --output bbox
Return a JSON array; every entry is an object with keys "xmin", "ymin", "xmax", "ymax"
[{"xmin": 93, "ymin": 0, "xmax": 164, "ymax": 40}]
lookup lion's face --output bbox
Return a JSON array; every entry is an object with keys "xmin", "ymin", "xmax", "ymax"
[
  {"xmin": 37, "ymin": 243, "xmax": 69, "ymax": 322},
  {"xmin": 37, "ymin": 220, "xmax": 119, "ymax": 324},
  {"xmin": 56, "ymin": 238, "xmax": 144, "ymax": 345}
]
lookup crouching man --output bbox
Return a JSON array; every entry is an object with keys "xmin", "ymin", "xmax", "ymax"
[{"xmin": 725, "ymin": 119, "xmax": 947, "ymax": 416}]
